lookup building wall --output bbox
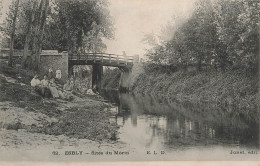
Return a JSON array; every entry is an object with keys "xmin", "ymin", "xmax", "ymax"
[
  {"xmin": 0, "ymin": 48, "xmax": 30, "ymax": 58},
  {"xmin": 0, "ymin": 48, "xmax": 69, "ymax": 83},
  {"xmin": 39, "ymin": 51, "xmax": 68, "ymax": 83}
]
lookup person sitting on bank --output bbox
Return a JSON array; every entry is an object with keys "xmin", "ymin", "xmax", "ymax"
[
  {"xmin": 31, "ymin": 75, "xmax": 41, "ymax": 87},
  {"xmin": 69, "ymin": 77, "xmax": 75, "ymax": 91},
  {"xmin": 63, "ymin": 80, "xmax": 71, "ymax": 91},
  {"xmin": 49, "ymin": 78, "xmax": 60, "ymax": 98},
  {"xmin": 48, "ymin": 67, "xmax": 54, "ymax": 79},
  {"xmin": 41, "ymin": 75, "xmax": 50, "ymax": 97},
  {"xmin": 31, "ymin": 75, "xmax": 41, "ymax": 94},
  {"xmin": 60, "ymin": 79, "xmax": 73, "ymax": 100}
]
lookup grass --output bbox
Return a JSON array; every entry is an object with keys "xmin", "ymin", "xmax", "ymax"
[{"xmin": 132, "ymin": 67, "xmax": 259, "ymax": 124}]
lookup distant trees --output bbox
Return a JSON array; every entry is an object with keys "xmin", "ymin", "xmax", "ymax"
[
  {"xmin": 144, "ymin": 0, "xmax": 260, "ymax": 72},
  {"xmin": 3, "ymin": 0, "xmax": 114, "ymax": 70}
]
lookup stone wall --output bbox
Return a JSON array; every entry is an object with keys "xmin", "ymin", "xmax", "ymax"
[
  {"xmin": 39, "ymin": 51, "xmax": 68, "ymax": 83},
  {"xmin": 0, "ymin": 48, "xmax": 69, "ymax": 83},
  {"xmin": 0, "ymin": 48, "xmax": 30, "ymax": 58}
]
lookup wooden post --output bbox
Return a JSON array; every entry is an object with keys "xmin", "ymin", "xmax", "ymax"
[
  {"xmin": 101, "ymin": 54, "xmax": 103, "ymax": 63},
  {"xmin": 109, "ymin": 54, "xmax": 111, "ymax": 64},
  {"xmin": 92, "ymin": 64, "xmax": 103, "ymax": 92},
  {"xmin": 92, "ymin": 64, "xmax": 98, "ymax": 91},
  {"xmin": 117, "ymin": 55, "xmax": 119, "ymax": 64},
  {"xmin": 97, "ymin": 64, "xmax": 103, "ymax": 92},
  {"xmin": 94, "ymin": 53, "xmax": 96, "ymax": 63},
  {"xmin": 68, "ymin": 63, "xmax": 73, "ymax": 77}
]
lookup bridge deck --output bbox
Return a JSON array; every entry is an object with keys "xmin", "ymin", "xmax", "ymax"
[{"xmin": 69, "ymin": 53, "xmax": 134, "ymax": 67}]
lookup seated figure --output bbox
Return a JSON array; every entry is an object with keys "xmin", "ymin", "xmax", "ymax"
[
  {"xmin": 63, "ymin": 80, "xmax": 72, "ymax": 91},
  {"xmin": 31, "ymin": 75, "xmax": 41, "ymax": 87},
  {"xmin": 31, "ymin": 75, "xmax": 41, "ymax": 94},
  {"xmin": 41, "ymin": 75, "xmax": 51, "ymax": 97},
  {"xmin": 62, "ymin": 79, "xmax": 74, "ymax": 100},
  {"xmin": 49, "ymin": 78, "xmax": 59, "ymax": 98}
]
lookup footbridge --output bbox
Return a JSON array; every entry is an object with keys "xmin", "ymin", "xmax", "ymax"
[
  {"xmin": 68, "ymin": 53, "xmax": 136, "ymax": 91},
  {"xmin": 0, "ymin": 48, "xmax": 138, "ymax": 92}
]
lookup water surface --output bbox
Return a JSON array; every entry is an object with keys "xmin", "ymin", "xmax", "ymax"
[{"xmin": 100, "ymin": 90, "xmax": 259, "ymax": 160}]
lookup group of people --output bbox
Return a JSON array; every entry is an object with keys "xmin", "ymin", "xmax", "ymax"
[
  {"xmin": 31, "ymin": 75, "xmax": 73, "ymax": 100},
  {"xmin": 63, "ymin": 77, "xmax": 93, "ymax": 95},
  {"xmin": 31, "ymin": 71, "xmax": 98, "ymax": 99}
]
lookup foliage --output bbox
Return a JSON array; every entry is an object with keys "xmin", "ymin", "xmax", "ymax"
[
  {"xmin": 101, "ymin": 67, "xmax": 121, "ymax": 89},
  {"xmin": 42, "ymin": 0, "xmax": 114, "ymax": 53},
  {"xmin": 3, "ymin": 0, "xmax": 114, "ymax": 69},
  {"xmin": 144, "ymin": 0, "xmax": 260, "ymax": 72}
]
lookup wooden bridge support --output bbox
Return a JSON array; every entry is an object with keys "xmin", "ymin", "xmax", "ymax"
[
  {"xmin": 68, "ymin": 52, "xmax": 134, "ymax": 92},
  {"xmin": 68, "ymin": 64, "xmax": 73, "ymax": 77},
  {"xmin": 119, "ymin": 70, "xmax": 131, "ymax": 92},
  {"xmin": 92, "ymin": 64, "xmax": 103, "ymax": 92}
]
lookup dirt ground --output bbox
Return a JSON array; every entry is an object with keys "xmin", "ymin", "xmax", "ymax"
[{"xmin": 0, "ymin": 60, "xmax": 132, "ymax": 161}]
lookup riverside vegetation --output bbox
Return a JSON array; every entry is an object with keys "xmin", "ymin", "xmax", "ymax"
[{"xmin": 102, "ymin": 0, "xmax": 259, "ymax": 124}]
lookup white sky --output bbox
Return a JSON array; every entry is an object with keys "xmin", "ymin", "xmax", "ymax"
[
  {"xmin": 0, "ymin": 0, "xmax": 196, "ymax": 57},
  {"xmin": 104, "ymin": 0, "xmax": 196, "ymax": 57}
]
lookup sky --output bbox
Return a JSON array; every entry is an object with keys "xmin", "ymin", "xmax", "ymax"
[
  {"xmin": 0, "ymin": 0, "xmax": 11, "ymax": 24},
  {"xmin": 0, "ymin": 0, "xmax": 196, "ymax": 57},
  {"xmin": 104, "ymin": 0, "xmax": 196, "ymax": 57}
]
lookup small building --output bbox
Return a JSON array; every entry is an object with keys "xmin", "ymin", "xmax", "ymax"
[{"xmin": 39, "ymin": 51, "xmax": 68, "ymax": 83}]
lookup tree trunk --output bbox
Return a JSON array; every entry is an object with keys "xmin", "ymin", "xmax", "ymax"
[
  {"xmin": 8, "ymin": 0, "xmax": 19, "ymax": 67},
  {"xmin": 22, "ymin": 0, "xmax": 37, "ymax": 68},
  {"xmin": 30, "ymin": 0, "xmax": 49, "ymax": 70},
  {"xmin": 30, "ymin": 0, "xmax": 44, "ymax": 70},
  {"xmin": 37, "ymin": 0, "xmax": 49, "ymax": 55}
]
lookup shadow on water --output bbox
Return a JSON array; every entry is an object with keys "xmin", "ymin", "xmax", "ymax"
[{"xmin": 100, "ymin": 90, "xmax": 259, "ymax": 150}]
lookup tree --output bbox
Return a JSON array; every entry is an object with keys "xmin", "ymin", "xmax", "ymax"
[
  {"xmin": 83, "ymin": 22, "xmax": 108, "ymax": 53},
  {"xmin": 0, "ymin": 1, "xmax": 4, "ymax": 46},
  {"xmin": 45, "ymin": 0, "xmax": 114, "ymax": 54},
  {"xmin": 213, "ymin": 0, "xmax": 260, "ymax": 69},
  {"xmin": 8, "ymin": 0, "xmax": 20, "ymax": 67},
  {"xmin": 4, "ymin": 0, "xmax": 113, "ymax": 70},
  {"xmin": 144, "ymin": 0, "xmax": 259, "ymax": 72},
  {"xmin": 21, "ymin": 0, "xmax": 37, "ymax": 68},
  {"xmin": 30, "ymin": 0, "xmax": 49, "ymax": 70},
  {"xmin": 0, "ymin": 1, "xmax": 3, "ymax": 26}
]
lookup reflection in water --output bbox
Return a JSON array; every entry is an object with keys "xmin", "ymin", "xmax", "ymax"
[{"xmin": 100, "ymin": 90, "xmax": 259, "ymax": 151}]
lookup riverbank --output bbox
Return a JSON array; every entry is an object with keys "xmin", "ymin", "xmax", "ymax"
[
  {"xmin": 131, "ymin": 67, "xmax": 259, "ymax": 123},
  {"xmin": 0, "ymin": 60, "xmax": 129, "ymax": 160}
]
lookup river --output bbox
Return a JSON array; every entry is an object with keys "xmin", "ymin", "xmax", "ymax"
[{"xmin": 100, "ymin": 90, "xmax": 260, "ymax": 160}]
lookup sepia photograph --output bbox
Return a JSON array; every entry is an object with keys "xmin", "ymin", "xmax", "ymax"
[{"xmin": 0, "ymin": 0, "xmax": 259, "ymax": 164}]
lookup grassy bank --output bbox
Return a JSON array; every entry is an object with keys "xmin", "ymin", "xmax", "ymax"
[
  {"xmin": 132, "ymin": 67, "xmax": 259, "ymax": 122},
  {"xmin": 0, "ymin": 60, "xmax": 118, "ymax": 142}
]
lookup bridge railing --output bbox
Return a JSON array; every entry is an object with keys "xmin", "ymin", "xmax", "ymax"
[{"xmin": 69, "ymin": 53, "xmax": 134, "ymax": 65}]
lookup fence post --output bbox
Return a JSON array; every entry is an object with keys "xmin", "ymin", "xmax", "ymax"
[
  {"xmin": 117, "ymin": 55, "xmax": 119, "ymax": 64},
  {"xmin": 109, "ymin": 54, "xmax": 111, "ymax": 64}
]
